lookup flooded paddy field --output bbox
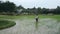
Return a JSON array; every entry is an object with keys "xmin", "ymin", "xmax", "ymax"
[{"xmin": 0, "ymin": 15, "xmax": 60, "ymax": 34}]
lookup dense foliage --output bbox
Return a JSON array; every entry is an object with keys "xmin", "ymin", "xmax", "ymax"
[{"xmin": 0, "ymin": 1, "xmax": 60, "ymax": 15}]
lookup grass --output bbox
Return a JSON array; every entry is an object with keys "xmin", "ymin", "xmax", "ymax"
[
  {"xmin": 0, "ymin": 20, "xmax": 16, "ymax": 30},
  {"xmin": 39, "ymin": 15, "xmax": 60, "ymax": 20},
  {"xmin": 0, "ymin": 15, "xmax": 60, "ymax": 20}
]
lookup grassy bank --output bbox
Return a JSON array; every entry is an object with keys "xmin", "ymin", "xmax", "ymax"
[{"xmin": 0, "ymin": 20, "xmax": 16, "ymax": 30}]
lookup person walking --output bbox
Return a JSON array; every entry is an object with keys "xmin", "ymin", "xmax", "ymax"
[
  {"xmin": 35, "ymin": 16, "xmax": 39, "ymax": 22},
  {"xmin": 35, "ymin": 16, "xmax": 39, "ymax": 29}
]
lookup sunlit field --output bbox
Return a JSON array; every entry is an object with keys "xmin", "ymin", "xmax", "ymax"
[{"xmin": 0, "ymin": 15, "xmax": 60, "ymax": 34}]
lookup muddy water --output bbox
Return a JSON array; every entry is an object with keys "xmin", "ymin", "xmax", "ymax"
[{"xmin": 0, "ymin": 18, "xmax": 60, "ymax": 34}]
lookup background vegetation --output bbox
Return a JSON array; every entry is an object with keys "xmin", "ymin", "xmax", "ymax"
[{"xmin": 0, "ymin": 1, "xmax": 60, "ymax": 15}]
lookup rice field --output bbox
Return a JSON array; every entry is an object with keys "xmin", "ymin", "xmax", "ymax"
[{"xmin": 0, "ymin": 15, "xmax": 60, "ymax": 34}]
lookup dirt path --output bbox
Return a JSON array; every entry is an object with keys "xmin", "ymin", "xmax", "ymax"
[{"xmin": 0, "ymin": 18, "xmax": 60, "ymax": 34}]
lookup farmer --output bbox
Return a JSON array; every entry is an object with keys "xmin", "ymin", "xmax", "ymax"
[{"xmin": 35, "ymin": 16, "xmax": 39, "ymax": 22}]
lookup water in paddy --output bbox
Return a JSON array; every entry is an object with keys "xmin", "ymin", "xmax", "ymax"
[{"xmin": 0, "ymin": 18, "xmax": 60, "ymax": 34}]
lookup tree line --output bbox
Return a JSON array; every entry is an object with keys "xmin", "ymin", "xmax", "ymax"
[{"xmin": 0, "ymin": 1, "xmax": 60, "ymax": 15}]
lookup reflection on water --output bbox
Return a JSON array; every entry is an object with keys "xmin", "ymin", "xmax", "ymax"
[{"xmin": 0, "ymin": 18, "xmax": 60, "ymax": 34}]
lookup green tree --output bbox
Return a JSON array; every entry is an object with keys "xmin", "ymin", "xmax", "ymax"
[
  {"xmin": 17, "ymin": 5, "xmax": 24, "ymax": 9},
  {"xmin": 0, "ymin": 1, "xmax": 16, "ymax": 15},
  {"xmin": 37, "ymin": 7, "xmax": 41, "ymax": 14}
]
